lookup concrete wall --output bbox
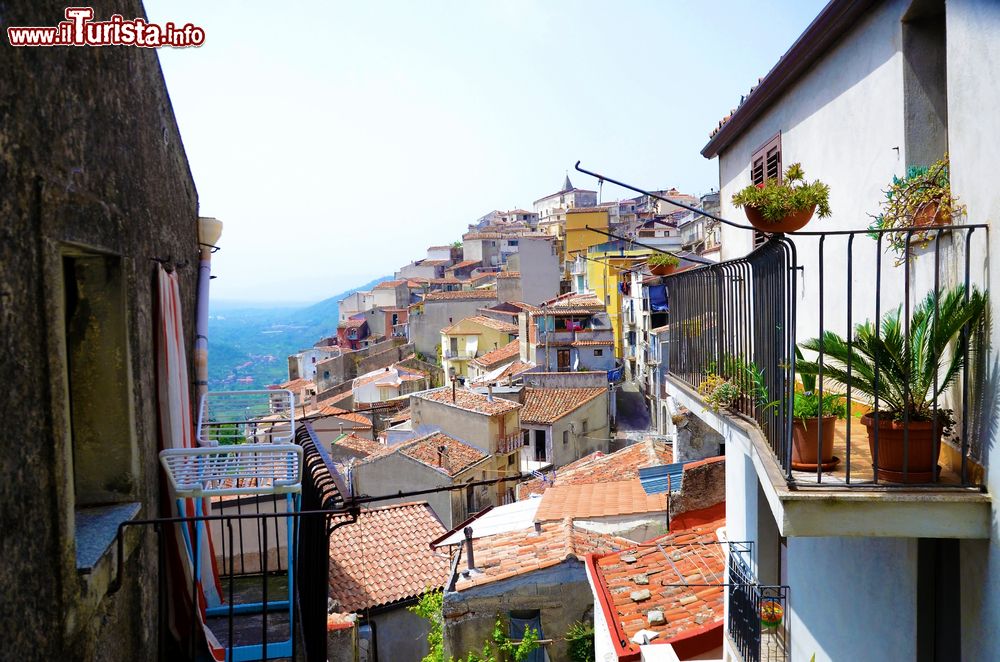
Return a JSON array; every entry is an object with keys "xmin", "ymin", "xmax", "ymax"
[
  {"xmin": 371, "ymin": 604, "xmax": 433, "ymax": 662},
  {"xmin": 674, "ymin": 409, "xmax": 724, "ymax": 464},
  {"xmin": 668, "ymin": 457, "xmax": 725, "ymax": 524},
  {"xmin": 0, "ymin": 2, "xmax": 199, "ymax": 657},
  {"xmin": 411, "ymin": 395, "xmax": 520, "ymax": 457},
  {"xmin": 548, "ymin": 392, "xmax": 611, "ymax": 467},
  {"xmin": 517, "ymin": 237, "xmax": 562, "ymax": 305},
  {"xmin": 443, "ymin": 561, "xmax": 594, "ymax": 662},
  {"xmin": 946, "ymin": 1, "xmax": 1000, "ymax": 658},
  {"xmin": 410, "ymin": 297, "xmax": 498, "ymax": 358},
  {"xmin": 522, "ymin": 371, "xmax": 608, "ymax": 388},
  {"xmin": 353, "ymin": 453, "xmax": 454, "ymax": 526},
  {"xmin": 315, "ymin": 339, "xmax": 408, "ymax": 392}
]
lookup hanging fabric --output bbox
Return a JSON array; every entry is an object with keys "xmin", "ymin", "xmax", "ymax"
[{"xmin": 156, "ymin": 265, "xmax": 225, "ymax": 661}]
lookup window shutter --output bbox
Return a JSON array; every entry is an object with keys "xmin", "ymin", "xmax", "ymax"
[{"xmin": 750, "ymin": 133, "xmax": 782, "ymax": 248}]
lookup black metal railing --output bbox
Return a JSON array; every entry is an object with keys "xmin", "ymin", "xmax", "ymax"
[
  {"xmin": 665, "ymin": 237, "xmax": 796, "ymax": 469},
  {"xmin": 664, "ymin": 226, "xmax": 987, "ymax": 489},
  {"xmin": 728, "ymin": 544, "xmax": 789, "ymax": 662},
  {"xmin": 109, "ymin": 423, "xmax": 350, "ymax": 662}
]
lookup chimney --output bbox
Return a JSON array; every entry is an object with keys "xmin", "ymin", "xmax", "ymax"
[
  {"xmin": 437, "ymin": 444, "xmax": 446, "ymax": 468},
  {"xmin": 487, "ymin": 384, "xmax": 494, "ymax": 402},
  {"xmin": 533, "ymin": 520, "xmax": 542, "ymax": 535},
  {"xmin": 464, "ymin": 527, "xmax": 476, "ymax": 571},
  {"xmin": 452, "ymin": 380, "xmax": 457, "ymax": 402}
]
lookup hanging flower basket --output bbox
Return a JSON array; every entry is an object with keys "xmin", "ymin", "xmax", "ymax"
[
  {"xmin": 760, "ymin": 601, "xmax": 784, "ymax": 630},
  {"xmin": 732, "ymin": 163, "xmax": 831, "ymax": 234}
]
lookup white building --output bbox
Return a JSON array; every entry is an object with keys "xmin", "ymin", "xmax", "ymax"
[
  {"xmin": 665, "ymin": 2, "xmax": 1000, "ymax": 661},
  {"xmin": 532, "ymin": 175, "xmax": 597, "ymax": 236}
]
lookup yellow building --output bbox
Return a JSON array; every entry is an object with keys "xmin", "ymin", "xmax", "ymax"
[
  {"xmin": 564, "ymin": 208, "xmax": 610, "ymax": 272},
  {"xmin": 440, "ymin": 315, "xmax": 519, "ymax": 385},
  {"xmin": 584, "ymin": 248, "xmax": 650, "ymax": 358}
]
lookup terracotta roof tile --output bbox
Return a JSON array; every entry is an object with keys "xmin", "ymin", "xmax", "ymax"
[
  {"xmin": 333, "ymin": 433, "xmax": 388, "ymax": 458},
  {"xmin": 424, "ymin": 290, "xmax": 498, "ymax": 301},
  {"xmin": 471, "ymin": 340, "xmax": 521, "ymax": 369},
  {"xmin": 397, "ymin": 432, "xmax": 489, "ymax": 476},
  {"xmin": 374, "ymin": 279, "xmax": 407, "ymax": 290},
  {"xmin": 339, "ymin": 318, "xmax": 366, "ymax": 328},
  {"xmin": 328, "ymin": 502, "xmax": 449, "ymax": 611},
  {"xmin": 448, "ymin": 260, "xmax": 482, "ymax": 270},
  {"xmin": 454, "ymin": 519, "xmax": 631, "ymax": 591},
  {"xmin": 441, "ymin": 315, "xmax": 518, "ymax": 336},
  {"xmin": 415, "ymin": 387, "xmax": 521, "ymax": 416},
  {"xmin": 592, "ymin": 513, "xmax": 726, "ymax": 651},
  {"xmin": 520, "ymin": 387, "xmax": 606, "ymax": 424},
  {"xmin": 534, "ymin": 479, "xmax": 667, "ymax": 521},
  {"xmin": 495, "ymin": 272, "xmax": 520, "ymax": 279},
  {"xmin": 517, "ymin": 438, "xmax": 672, "ymax": 499}
]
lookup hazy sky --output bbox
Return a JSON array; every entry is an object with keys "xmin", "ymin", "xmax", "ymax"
[{"xmin": 146, "ymin": 0, "xmax": 828, "ymax": 303}]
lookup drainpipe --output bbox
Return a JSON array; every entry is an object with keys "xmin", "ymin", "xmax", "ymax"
[{"xmin": 195, "ymin": 217, "xmax": 223, "ymax": 405}]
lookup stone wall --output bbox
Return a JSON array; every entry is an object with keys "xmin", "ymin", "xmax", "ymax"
[
  {"xmin": 674, "ymin": 406, "xmax": 724, "ymax": 463},
  {"xmin": 443, "ymin": 561, "xmax": 594, "ymax": 662},
  {"xmin": 315, "ymin": 338, "xmax": 407, "ymax": 391},
  {"xmin": 398, "ymin": 356, "xmax": 446, "ymax": 388},
  {"xmin": 0, "ymin": 2, "xmax": 199, "ymax": 657},
  {"xmin": 668, "ymin": 456, "xmax": 726, "ymax": 524}
]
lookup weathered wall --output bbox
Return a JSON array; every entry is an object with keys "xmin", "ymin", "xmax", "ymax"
[
  {"xmin": 674, "ymin": 408, "xmax": 724, "ymax": 463},
  {"xmin": 442, "ymin": 561, "xmax": 593, "ymax": 662},
  {"xmin": 353, "ymin": 453, "xmax": 454, "ymax": 526},
  {"xmin": 371, "ymin": 603, "xmax": 433, "ymax": 662},
  {"xmin": 668, "ymin": 457, "xmax": 725, "ymax": 523},
  {"xmin": 398, "ymin": 356, "xmax": 445, "ymax": 388},
  {"xmin": 516, "ymin": 237, "xmax": 561, "ymax": 305},
  {"xmin": 0, "ymin": 2, "xmax": 199, "ymax": 658},
  {"xmin": 549, "ymin": 392, "xmax": 611, "ymax": 467},
  {"xmin": 315, "ymin": 338, "xmax": 406, "ymax": 391},
  {"xmin": 521, "ymin": 371, "xmax": 607, "ymax": 388},
  {"xmin": 409, "ymin": 297, "xmax": 498, "ymax": 358}
]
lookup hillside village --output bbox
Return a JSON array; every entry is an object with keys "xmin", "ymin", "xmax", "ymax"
[{"xmin": 7, "ymin": 2, "xmax": 1000, "ymax": 662}]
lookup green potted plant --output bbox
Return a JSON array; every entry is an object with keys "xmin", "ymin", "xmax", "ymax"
[
  {"xmin": 867, "ymin": 156, "xmax": 964, "ymax": 264},
  {"xmin": 796, "ymin": 285, "xmax": 987, "ymax": 483},
  {"xmin": 791, "ymin": 348, "xmax": 846, "ymax": 470},
  {"xmin": 648, "ymin": 252, "xmax": 680, "ymax": 276},
  {"xmin": 732, "ymin": 163, "xmax": 831, "ymax": 233}
]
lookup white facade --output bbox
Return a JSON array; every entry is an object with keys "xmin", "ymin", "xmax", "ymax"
[
  {"xmin": 338, "ymin": 290, "xmax": 375, "ymax": 322},
  {"xmin": 695, "ymin": 2, "xmax": 1000, "ymax": 661}
]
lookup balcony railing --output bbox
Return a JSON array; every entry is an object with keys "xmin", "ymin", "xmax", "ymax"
[
  {"xmin": 443, "ymin": 349, "xmax": 474, "ymax": 360},
  {"xmin": 109, "ymin": 423, "xmax": 347, "ymax": 662},
  {"xmin": 727, "ymin": 543, "xmax": 789, "ymax": 662},
  {"xmin": 664, "ymin": 227, "xmax": 987, "ymax": 490},
  {"xmin": 497, "ymin": 430, "xmax": 524, "ymax": 455}
]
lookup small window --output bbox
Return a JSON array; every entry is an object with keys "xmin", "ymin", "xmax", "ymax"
[
  {"xmin": 594, "ymin": 349, "xmax": 604, "ymax": 357},
  {"xmin": 563, "ymin": 430, "xmax": 569, "ymax": 444},
  {"xmin": 323, "ymin": 371, "xmax": 330, "ymax": 380},
  {"xmin": 311, "ymin": 357, "xmax": 316, "ymax": 363},
  {"xmin": 582, "ymin": 420, "xmax": 589, "ymax": 435},
  {"xmin": 751, "ymin": 133, "xmax": 782, "ymax": 248}
]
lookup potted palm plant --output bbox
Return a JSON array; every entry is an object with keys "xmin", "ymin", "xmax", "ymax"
[
  {"xmin": 732, "ymin": 163, "xmax": 832, "ymax": 233},
  {"xmin": 796, "ymin": 285, "xmax": 987, "ymax": 483},
  {"xmin": 648, "ymin": 252, "xmax": 680, "ymax": 276},
  {"xmin": 791, "ymin": 348, "xmax": 846, "ymax": 470}
]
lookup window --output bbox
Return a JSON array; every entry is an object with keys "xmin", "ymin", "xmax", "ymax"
[
  {"xmin": 582, "ymin": 420, "xmax": 588, "ymax": 436},
  {"xmin": 323, "ymin": 370, "xmax": 330, "ymax": 380},
  {"xmin": 751, "ymin": 133, "xmax": 781, "ymax": 248},
  {"xmin": 61, "ymin": 252, "xmax": 138, "ymax": 568},
  {"xmin": 563, "ymin": 430, "xmax": 569, "ymax": 444},
  {"xmin": 594, "ymin": 349, "xmax": 604, "ymax": 357}
]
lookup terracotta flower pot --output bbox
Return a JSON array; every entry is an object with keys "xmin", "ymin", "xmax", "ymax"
[
  {"xmin": 860, "ymin": 414, "xmax": 942, "ymax": 483},
  {"xmin": 913, "ymin": 199, "xmax": 948, "ymax": 227},
  {"xmin": 791, "ymin": 415, "xmax": 838, "ymax": 469},
  {"xmin": 649, "ymin": 263, "xmax": 676, "ymax": 276},
  {"xmin": 744, "ymin": 204, "xmax": 816, "ymax": 234}
]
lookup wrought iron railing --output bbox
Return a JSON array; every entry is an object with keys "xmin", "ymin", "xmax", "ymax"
[
  {"xmin": 728, "ymin": 543, "xmax": 789, "ymax": 662},
  {"xmin": 664, "ymin": 227, "xmax": 987, "ymax": 489},
  {"xmin": 497, "ymin": 430, "xmax": 524, "ymax": 455}
]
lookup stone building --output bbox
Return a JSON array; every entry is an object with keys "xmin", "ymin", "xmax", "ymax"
[{"xmin": 1, "ymin": 3, "xmax": 200, "ymax": 658}]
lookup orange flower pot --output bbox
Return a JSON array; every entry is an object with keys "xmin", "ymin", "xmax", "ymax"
[
  {"xmin": 744, "ymin": 204, "xmax": 816, "ymax": 234},
  {"xmin": 861, "ymin": 414, "xmax": 942, "ymax": 483}
]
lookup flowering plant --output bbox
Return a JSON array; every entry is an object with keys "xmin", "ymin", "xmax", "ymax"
[
  {"xmin": 648, "ymin": 253, "xmax": 680, "ymax": 268},
  {"xmin": 760, "ymin": 601, "xmax": 784, "ymax": 628},
  {"xmin": 731, "ymin": 163, "xmax": 831, "ymax": 222}
]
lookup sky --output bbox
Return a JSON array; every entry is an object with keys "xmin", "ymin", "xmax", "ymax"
[{"xmin": 145, "ymin": 0, "xmax": 829, "ymax": 304}]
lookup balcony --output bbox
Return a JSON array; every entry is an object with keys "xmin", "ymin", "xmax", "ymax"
[
  {"xmin": 497, "ymin": 430, "xmax": 524, "ymax": 455},
  {"xmin": 727, "ymin": 542, "xmax": 789, "ymax": 662},
  {"xmin": 110, "ymin": 422, "xmax": 345, "ymax": 661},
  {"xmin": 663, "ymin": 231, "xmax": 991, "ymax": 538},
  {"xmin": 442, "ymin": 349, "xmax": 474, "ymax": 360}
]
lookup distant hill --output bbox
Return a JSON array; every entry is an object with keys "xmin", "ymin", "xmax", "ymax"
[{"xmin": 207, "ymin": 276, "xmax": 391, "ymax": 390}]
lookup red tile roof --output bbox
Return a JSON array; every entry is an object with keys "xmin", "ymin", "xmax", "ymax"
[
  {"xmin": 333, "ymin": 433, "xmax": 388, "ymax": 458},
  {"xmin": 397, "ymin": 431, "xmax": 489, "ymax": 476},
  {"xmin": 454, "ymin": 518, "xmax": 631, "ymax": 591},
  {"xmin": 448, "ymin": 260, "xmax": 482, "ymax": 270},
  {"xmin": 520, "ymin": 387, "xmax": 606, "ymax": 424},
  {"xmin": 495, "ymin": 271, "xmax": 521, "ymax": 279},
  {"xmin": 441, "ymin": 315, "xmax": 518, "ymax": 336},
  {"xmin": 424, "ymin": 290, "xmax": 498, "ymax": 301},
  {"xmin": 416, "ymin": 387, "xmax": 521, "ymax": 416},
  {"xmin": 517, "ymin": 438, "xmax": 672, "ymax": 499},
  {"xmin": 590, "ymin": 511, "xmax": 726, "ymax": 652},
  {"xmin": 374, "ymin": 279, "xmax": 407, "ymax": 290},
  {"xmin": 535, "ymin": 479, "xmax": 667, "ymax": 521},
  {"xmin": 471, "ymin": 340, "xmax": 521, "ymax": 369},
  {"xmin": 328, "ymin": 502, "xmax": 449, "ymax": 611},
  {"xmin": 339, "ymin": 318, "xmax": 367, "ymax": 328}
]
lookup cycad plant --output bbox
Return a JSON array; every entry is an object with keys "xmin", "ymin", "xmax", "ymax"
[{"xmin": 796, "ymin": 285, "xmax": 987, "ymax": 422}]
